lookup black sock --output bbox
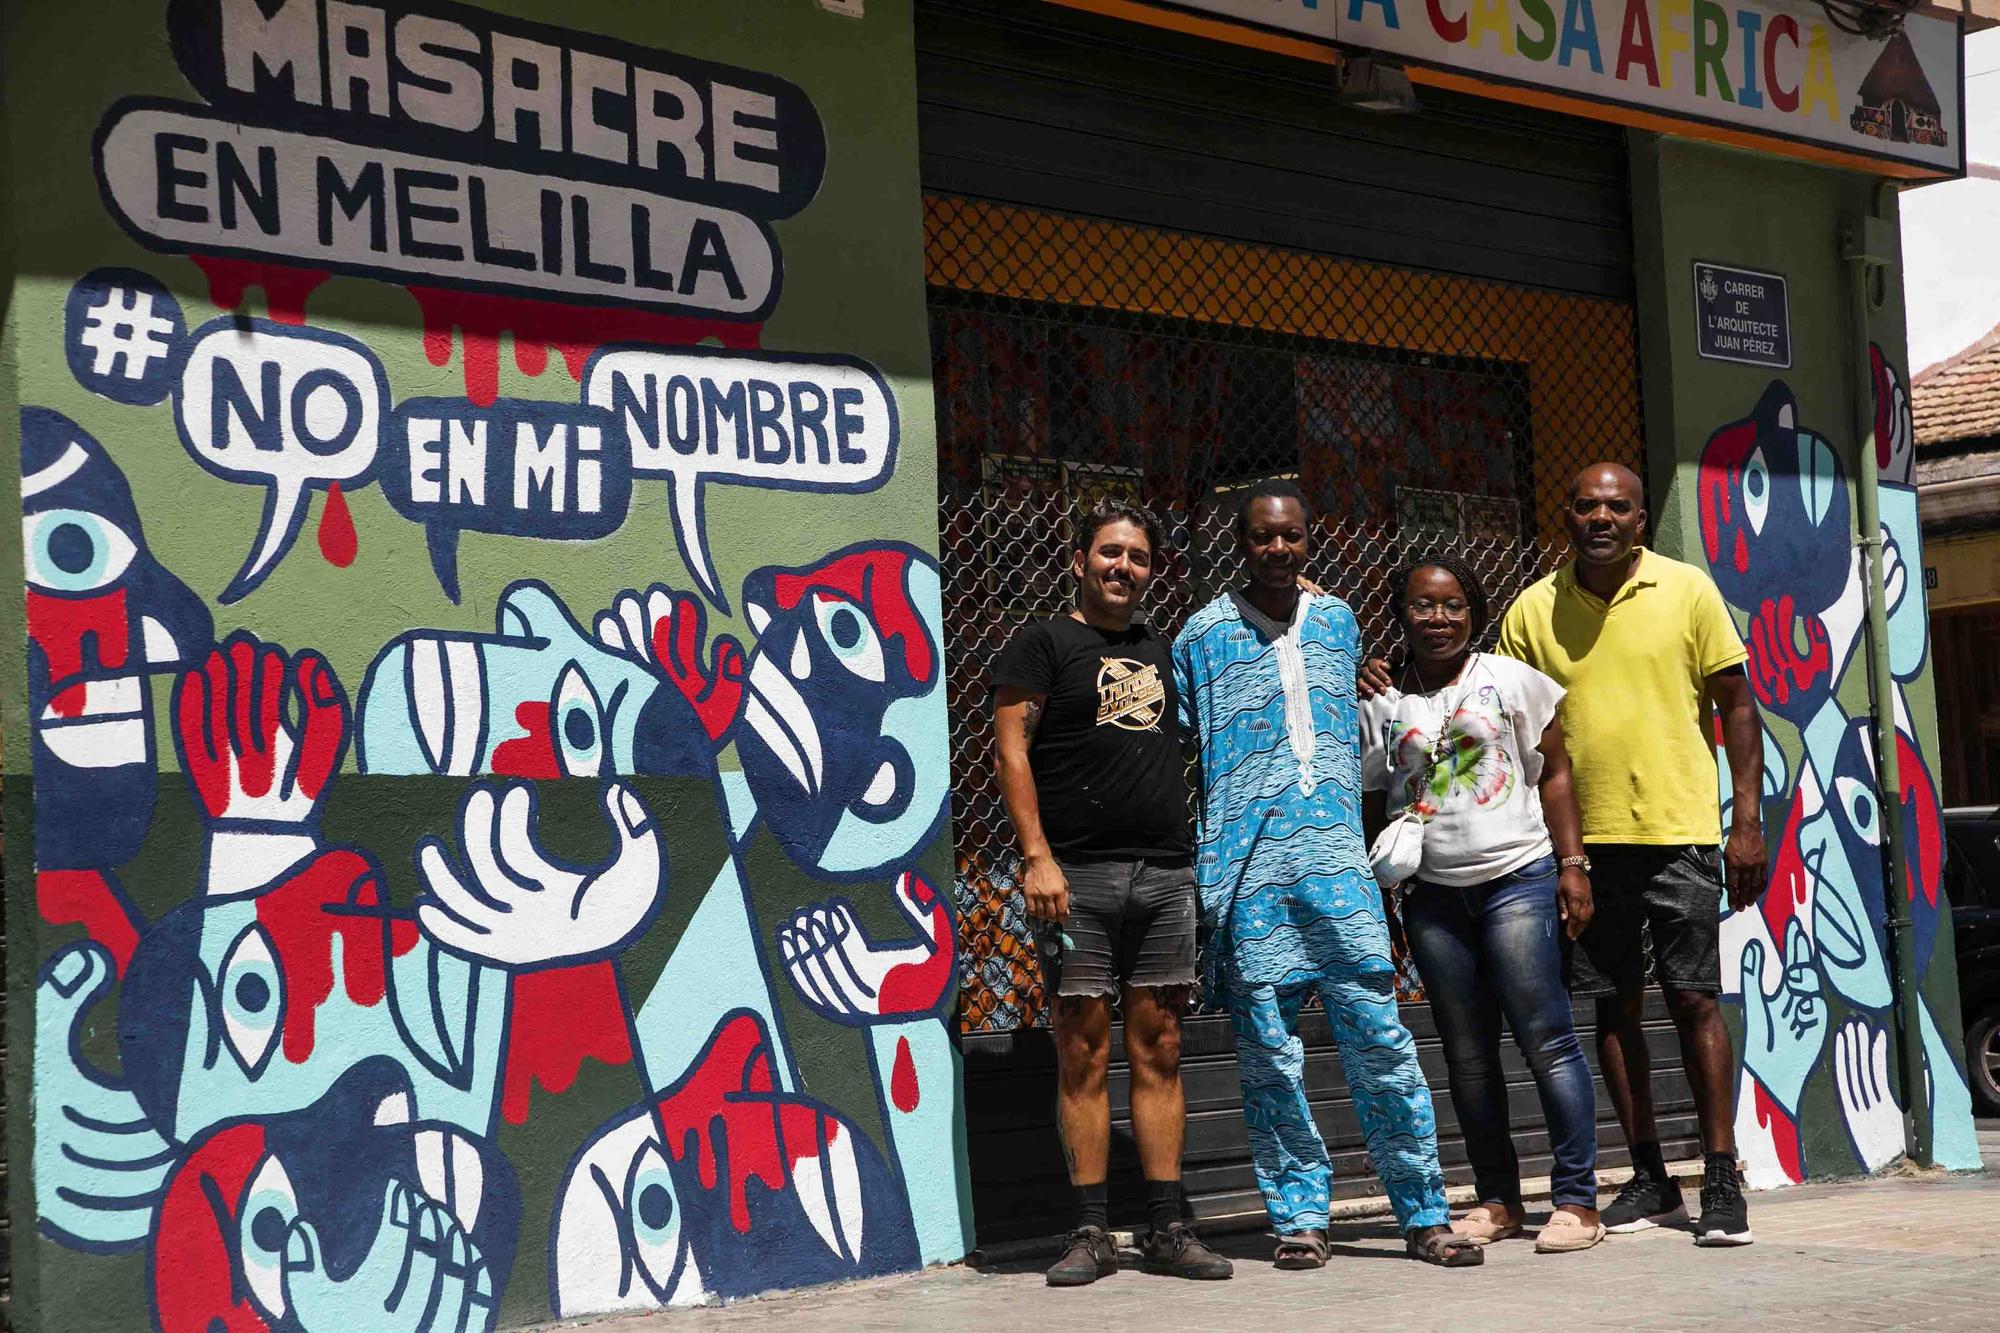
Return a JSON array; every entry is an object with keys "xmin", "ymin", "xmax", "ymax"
[
  {"xmin": 1146, "ymin": 1179, "xmax": 1182, "ymax": 1233},
  {"xmin": 1077, "ymin": 1181, "xmax": 1109, "ymax": 1232},
  {"xmin": 1631, "ymin": 1141, "xmax": 1668, "ymax": 1180},
  {"xmin": 1705, "ymin": 1151, "xmax": 1737, "ymax": 1177}
]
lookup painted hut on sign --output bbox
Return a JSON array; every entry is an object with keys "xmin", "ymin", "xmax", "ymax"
[{"xmin": 1852, "ymin": 29, "xmax": 1950, "ymax": 147}]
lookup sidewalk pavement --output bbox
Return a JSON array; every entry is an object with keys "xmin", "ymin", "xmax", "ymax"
[{"xmin": 541, "ymin": 1126, "xmax": 2000, "ymax": 1333}]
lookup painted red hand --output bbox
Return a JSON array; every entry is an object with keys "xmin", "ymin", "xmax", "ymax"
[
  {"xmin": 1747, "ymin": 595, "xmax": 1830, "ymax": 712},
  {"xmin": 594, "ymin": 585, "xmax": 744, "ymax": 744},
  {"xmin": 652, "ymin": 592, "xmax": 745, "ymax": 743},
  {"xmin": 175, "ymin": 631, "xmax": 349, "ymax": 823}
]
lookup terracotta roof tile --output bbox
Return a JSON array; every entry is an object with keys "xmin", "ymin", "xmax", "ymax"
[{"xmin": 1914, "ymin": 320, "xmax": 2000, "ymax": 448}]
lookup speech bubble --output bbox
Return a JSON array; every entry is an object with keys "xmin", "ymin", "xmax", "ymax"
[
  {"xmin": 175, "ymin": 318, "xmax": 386, "ymax": 603},
  {"xmin": 583, "ymin": 345, "xmax": 898, "ymax": 609},
  {"xmin": 381, "ymin": 399, "xmax": 634, "ymax": 603}
]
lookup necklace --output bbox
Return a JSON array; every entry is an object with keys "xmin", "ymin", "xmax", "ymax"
[{"xmin": 1401, "ymin": 654, "xmax": 1478, "ymax": 775}]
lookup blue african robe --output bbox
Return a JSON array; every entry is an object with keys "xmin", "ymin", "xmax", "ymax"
[
  {"xmin": 1174, "ymin": 590, "xmax": 1447, "ymax": 1233},
  {"xmin": 1172, "ymin": 591, "xmax": 1392, "ymax": 993}
]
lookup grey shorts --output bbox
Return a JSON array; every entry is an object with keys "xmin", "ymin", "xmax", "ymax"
[
  {"xmin": 1567, "ymin": 843, "xmax": 1726, "ymax": 997},
  {"xmin": 1035, "ymin": 855, "xmax": 1198, "ymax": 999}
]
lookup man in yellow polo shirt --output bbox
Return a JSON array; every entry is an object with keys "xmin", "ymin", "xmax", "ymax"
[{"xmin": 1496, "ymin": 462, "xmax": 1767, "ymax": 1249}]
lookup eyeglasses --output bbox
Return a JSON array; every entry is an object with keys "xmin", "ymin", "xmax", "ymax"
[{"xmin": 1406, "ymin": 599, "xmax": 1471, "ymax": 621}]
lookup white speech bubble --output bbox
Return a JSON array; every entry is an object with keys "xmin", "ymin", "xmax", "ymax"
[
  {"xmin": 175, "ymin": 318, "xmax": 387, "ymax": 602},
  {"xmin": 584, "ymin": 346, "xmax": 898, "ymax": 608}
]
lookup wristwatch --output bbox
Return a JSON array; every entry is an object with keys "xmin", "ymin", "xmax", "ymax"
[{"xmin": 1559, "ymin": 855, "xmax": 1592, "ymax": 873}]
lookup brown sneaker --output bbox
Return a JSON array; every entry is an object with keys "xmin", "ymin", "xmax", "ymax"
[
  {"xmin": 1141, "ymin": 1221, "xmax": 1234, "ymax": 1279},
  {"xmin": 1046, "ymin": 1226, "xmax": 1119, "ymax": 1286}
]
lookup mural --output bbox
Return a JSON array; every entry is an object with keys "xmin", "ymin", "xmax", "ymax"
[
  {"xmin": 1698, "ymin": 347, "xmax": 1979, "ymax": 1187},
  {"xmin": 12, "ymin": 2, "xmax": 964, "ymax": 1329}
]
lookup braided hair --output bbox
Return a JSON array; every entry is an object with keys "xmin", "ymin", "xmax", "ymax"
[{"xmin": 1389, "ymin": 552, "xmax": 1491, "ymax": 640}]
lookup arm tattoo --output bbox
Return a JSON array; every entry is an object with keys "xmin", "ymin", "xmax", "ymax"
[{"xmin": 1023, "ymin": 697, "xmax": 1044, "ymax": 744}]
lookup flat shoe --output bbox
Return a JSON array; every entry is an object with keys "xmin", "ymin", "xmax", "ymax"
[
  {"xmin": 1451, "ymin": 1205, "xmax": 1523, "ymax": 1245},
  {"xmin": 1535, "ymin": 1212, "xmax": 1607, "ymax": 1254}
]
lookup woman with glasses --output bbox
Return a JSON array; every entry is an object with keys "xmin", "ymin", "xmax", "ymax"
[{"xmin": 1360, "ymin": 554, "xmax": 1605, "ymax": 1255}]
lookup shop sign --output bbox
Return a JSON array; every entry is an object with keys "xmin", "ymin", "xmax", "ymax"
[
  {"xmin": 1143, "ymin": 0, "xmax": 1964, "ymax": 175},
  {"xmin": 1693, "ymin": 261, "xmax": 1790, "ymax": 368}
]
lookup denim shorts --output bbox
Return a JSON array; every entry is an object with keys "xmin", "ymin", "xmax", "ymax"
[
  {"xmin": 1035, "ymin": 856, "xmax": 1198, "ymax": 998},
  {"xmin": 1567, "ymin": 843, "xmax": 1726, "ymax": 997}
]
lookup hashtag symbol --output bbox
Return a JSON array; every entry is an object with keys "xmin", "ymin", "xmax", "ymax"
[{"xmin": 78, "ymin": 287, "xmax": 176, "ymax": 381}]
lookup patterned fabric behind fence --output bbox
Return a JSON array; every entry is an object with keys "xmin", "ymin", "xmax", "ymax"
[{"xmin": 926, "ymin": 196, "xmax": 1646, "ymax": 1033}]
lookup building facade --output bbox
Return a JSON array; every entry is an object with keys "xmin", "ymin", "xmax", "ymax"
[{"xmin": 0, "ymin": 0, "xmax": 1985, "ymax": 1327}]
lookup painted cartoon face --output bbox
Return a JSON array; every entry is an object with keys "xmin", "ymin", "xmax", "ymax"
[
  {"xmin": 734, "ymin": 544, "xmax": 948, "ymax": 879},
  {"xmin": 20, "ymin": 407, "xmax": 211, "ymax": 868},
  {"xmin": 152, "ymin": 1056, "xmax": 518, "ymax": 1333},
  {"xmin": 118, "ymin": 849, "xmax": 419, "ymax": 1145},
  {"xmin": 357, "ymin": 581, "xmax": 709, "ymax": 779},
  {"xmin": 1697, "ymin": 381, "xmax": 1851, "ymax": 616},
  {"xmin": 552, "ymin": 1011, "xmax": 911, "ymax": 1316}
]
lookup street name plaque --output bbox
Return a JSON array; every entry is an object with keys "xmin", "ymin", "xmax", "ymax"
[{"xmin": 1694, "ymin": 262, "xmax": 1792, "ymax": 370}]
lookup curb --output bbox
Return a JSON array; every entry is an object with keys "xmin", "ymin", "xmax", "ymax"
[{"xmin": 966, "ymin": 1156, "xmax": 1707, "ymax": 1267}]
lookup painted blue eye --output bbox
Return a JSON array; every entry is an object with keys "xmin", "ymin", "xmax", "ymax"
[
  {"xmin": 1742, "ymin": 450, "xmax": 1770, "ymax": 535},
  {"xmin": 624, "ymin": 1140, "xmax": 687, "ymax": 1299},
  {"xmin": 238, "ymin": 1155, "xmax": 299, "ymax": 1319},
  {"xmin": 22, "ymin": 508, "xmax": 136, "ymax": 593},
  {"xmin": 219, "ymin": 923, "xmax": 283, "ymax": 1078},
  {"xmin": 554, "ymin": 665, "xmax": 605, "ymax": 778},
  {"xmin": 1835, "ymin": 777, "xmax": 1880, "ymax": 846},
  {"xmin": 813, "ymin": 595, "xmax": 884, "ymax": 683}
]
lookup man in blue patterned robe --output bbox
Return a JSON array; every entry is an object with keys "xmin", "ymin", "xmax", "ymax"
[{"xmin": 1173, "ymin": 480, "xmax": 1471, "ymax": 1269}]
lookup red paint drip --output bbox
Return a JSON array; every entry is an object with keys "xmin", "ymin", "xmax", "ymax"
[
  {"xmin": 491, "ymin": 701, "xmax": 560, "ymax": 778},
  {"xmin": 27, "ymin": 587, "xmax": 130, "ymax": 718},
  {"xmin": 153, "ymin": 1123, "xmax": 273, "ymax": 1333},
  {"xmin": 192, "ymin": 256, "xmax": 329, "ymax": 325},
  {"xmin": 653, "ymin": 1014, "xmax": 843, "ymax": 1234},
  {"xmin": 772, "ymin": 549, "xmax": 935, "ymax": 681},
  {"xmin": 1760, "ymin": 784, "xmax": 1812, "ymax": 947},
  {"xmin": 405, "ymin": 286, "xmax": 764, "ymax": 406},
  {"xmin": 500, "ymin": 962, "xmax": 635, "ymax": 1126},
  {"xmin": 890, "ymin": 1035, "xmax": 920, "ymax": 1114},
  {"xmin": 254, "ymin": 852, "xmax": 416, "ymax": 1064},
  {"xmin": 38, "ymin": 869, "xmax": 142, "ymax": 974},
  {"xmin": 1751, "ymin": 1079, "xmax": 1804, "ymax": 1183},
  {"xmin": 317, "ymin": 483, "xmax": 358, "ymax": 567}
]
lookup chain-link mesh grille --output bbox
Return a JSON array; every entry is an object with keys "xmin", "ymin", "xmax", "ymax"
[{"xmin": 930, "ymin": 195, "xmax": 1645, "ymax": 1035}]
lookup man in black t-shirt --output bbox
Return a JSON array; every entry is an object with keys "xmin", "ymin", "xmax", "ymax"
[{"xmin": 992, "ymin": 500, "xmax": 1231, "ymax": 1287}]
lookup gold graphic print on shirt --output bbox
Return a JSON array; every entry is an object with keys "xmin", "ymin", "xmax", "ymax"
[{"xmin": 1096, "ymin": 658, "xmax": 1165, "ymax": 731}]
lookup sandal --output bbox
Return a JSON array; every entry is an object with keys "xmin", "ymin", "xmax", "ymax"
[
  {"xmin": 1451, "ymin": 1204, "xmax": 1523, "ymax": 1245},
  {"xmin": 1406, "ymin": 1226, "xmax": 1485, "ymax": 1267},
  {"xmin": 1273, "ymin": 1230, "xmax": 1330, "ymax": 1270}
]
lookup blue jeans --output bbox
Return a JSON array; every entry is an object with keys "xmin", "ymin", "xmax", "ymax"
[{"xmin": 1402, "ymin": 854, "xmax": 1599, "ymax": 1210}]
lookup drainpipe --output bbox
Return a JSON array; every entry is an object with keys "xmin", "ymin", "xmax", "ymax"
[{"xmin": 1840, "ymin": 190, "xmax": 1928, "ymax": 1165}]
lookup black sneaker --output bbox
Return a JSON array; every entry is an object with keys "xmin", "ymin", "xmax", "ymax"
[
  {"xmin": 1693, "ymin": 1158, "xmax": 1754, "ymax": 1247},
  {"xmin": 1141, "ymin": 1221, "xmax": 1235, "ymax": 1280},
  {"xmin": 1046, "ymin": 1226, "xmax": 1119, "ymax": 1286},
  {"xmin": 1601, "ymin": 1172, "xmax": 1687, "ymax": 1233}
]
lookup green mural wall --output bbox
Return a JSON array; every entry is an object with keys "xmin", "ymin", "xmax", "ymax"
[
  {"xmin": 1631, "ymin": 131, "xmax": 1979, "ymax": 1184},
  {"xmin": 1, "ymin": 2, "xmax": 969, "ymax": 1328}
]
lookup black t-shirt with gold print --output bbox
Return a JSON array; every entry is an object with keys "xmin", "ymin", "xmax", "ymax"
[{"xmin": 992, "ymin": 615, "xmax": 1192, "ymax": 862}]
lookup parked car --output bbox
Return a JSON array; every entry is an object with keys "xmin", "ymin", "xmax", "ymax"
[{"xmin": 1947, "ymin": 805, "xmax": 2000, "ymax": 1116}]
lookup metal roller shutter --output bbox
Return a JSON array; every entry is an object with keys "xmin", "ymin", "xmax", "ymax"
[{"xmin": 920, "ymin": 0, "xmax": 1699, "ymax": 1248}]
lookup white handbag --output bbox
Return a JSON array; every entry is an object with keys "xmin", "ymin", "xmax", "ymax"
[
  {"xmin": 1368, "ymin": 658, "xmax": 1478, "ymax": 889},
  {"xmin": 1368, "ymin": 807, "xmax": 1429, "ymax": 887}
]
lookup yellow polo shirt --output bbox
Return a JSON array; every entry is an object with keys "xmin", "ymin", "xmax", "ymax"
[{"xmin": 1495, "ymin": 548, "xmax": 1746, "ymax": 845}]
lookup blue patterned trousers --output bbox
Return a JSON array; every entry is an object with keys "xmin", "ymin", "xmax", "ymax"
[{"xmin": 1227, "ymin": 972, "xmax": 1450, "ymax": 1234}]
